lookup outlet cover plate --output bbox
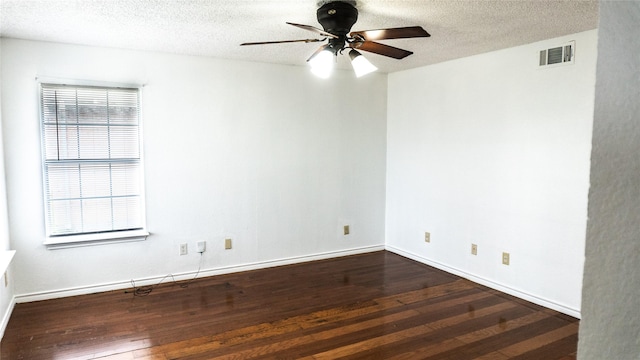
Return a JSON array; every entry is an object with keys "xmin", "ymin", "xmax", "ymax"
[{"xmin": 502, "ymin": 252, "xmax": 510, "ymax": 265}]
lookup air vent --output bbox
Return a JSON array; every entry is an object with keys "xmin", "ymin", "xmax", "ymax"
[{"xmin": 539, "ymin": 41, "xmax": 575, "ymax": 67}]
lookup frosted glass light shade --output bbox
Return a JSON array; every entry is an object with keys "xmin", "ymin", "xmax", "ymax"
[
  {"xmin": 349, "ymin": 50, "xmax": 377, "ymax": 77},
  {"xmin": 309, "ymin": 50, "xmax": 335, "ymax": 79}
]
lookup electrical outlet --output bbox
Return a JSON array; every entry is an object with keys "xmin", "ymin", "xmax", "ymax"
[
  {"xmin": 225, "ymin": 238, "xmax": 232, "ymax": 250},
  {"xmin": 471, "ymin": 244, "xmax": 478, "ymax": 255},
  {"xmin": 502, "ymin": 252, "xmax": 510, "ymax": 265},
  {"xmin": 197, "ymin": 241, "xmax": 206, "ymax": 253},
  {"xmin": 344, "ymin": 225, "xmax": 350, "ymax": 235},
  {"xmin": 180, "ymin": 243, "xmax": 188, "ymax": 256},
  {"xmin": 425, "ymin": 232, "xmax": 430, "ymax": 243}
]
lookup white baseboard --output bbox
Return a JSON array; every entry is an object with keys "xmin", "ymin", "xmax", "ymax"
[
  {"xmin": 13, "ymin": 244, "xmax": 579, "ymax": 317},
  {"xmin": 14, "ymin": 245, "xmax": 385, "ymax": 303},
  {"xmin": 0, "ymin": 295, "xmax": 16, "ymax": 340},
  {"xmin": 386, "ymin": 245, "xmax": 581, "ymax": 319}
]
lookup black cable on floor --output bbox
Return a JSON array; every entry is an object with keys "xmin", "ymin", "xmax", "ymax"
[{"xmin": 127, "ymin": 252, "xmax": 204, "ymax": 297}]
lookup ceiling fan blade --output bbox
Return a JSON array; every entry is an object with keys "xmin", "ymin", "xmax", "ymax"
[
  {"xmin": 240, "ymin": 39, "xmax": 323, "ymax": 46},
  {"xmin": 287, "ymin": 22, "xmax": 339, "ymax": 39},
  {"xmin": 306, "ymin": 44, "xmax": 331, "ymax": 62},
  {"xmin": 350, "ymin": 26, "xmax": 430, "ymax": 41},
  {"xmin": 350, "ymin": 41, "xmax": 413, "ymax": 59}
]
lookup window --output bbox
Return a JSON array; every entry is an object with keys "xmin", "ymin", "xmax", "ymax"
[{"xmin": 39, "ymin": 83, "xmax": 147, "ymax": 247}]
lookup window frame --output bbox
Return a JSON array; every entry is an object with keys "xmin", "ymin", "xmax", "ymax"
[{"xmin": 37, "ymin": 78, "xmax": 149, "ymax": 249}]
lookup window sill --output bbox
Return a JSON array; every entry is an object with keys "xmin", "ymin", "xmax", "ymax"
[
  {"xmin": 0, "ymin": 250, "xmax": 16, "ymax": 274},
  {"xmin": 44, "ymin": 230, "xmax": 150, "ymax": 250}
]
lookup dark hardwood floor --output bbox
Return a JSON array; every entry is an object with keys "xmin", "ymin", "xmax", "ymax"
[{"xmin": 1, "ymin": 251, "xmax": 579, "ymax": 359}]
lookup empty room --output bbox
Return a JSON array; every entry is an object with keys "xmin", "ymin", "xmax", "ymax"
[{"xmin": 0, "ymin": 0, "xmax": 638, "ymax": 359}]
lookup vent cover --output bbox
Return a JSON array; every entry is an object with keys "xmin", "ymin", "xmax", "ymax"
[{"xmin": 539, "ymin": 41, "xmax": 575, "ymax": 67}]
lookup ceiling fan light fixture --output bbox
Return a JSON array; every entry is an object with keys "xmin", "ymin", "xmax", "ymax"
[
  {"xmin": 309, "ymin": 49, "xmax": 335, "ymax": 78},
  {"xmin": 349, "ymin": 49, "xmax": 377, "ymax": 77},
  {"xmin": 241, "ymin": 1, "xmax": 431, "ymax": 79}
]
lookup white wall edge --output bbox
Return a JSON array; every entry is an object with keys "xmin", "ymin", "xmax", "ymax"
[
  {"xmin": 0, "ymin": 295, "xmax": 16, "ymax": 340},
  {"xmin": 14, "ymin": 245, "xmax": 385, "ymax": 303},
  {"xmin": 385, "ymin": 245, "xmax": 581, "ymax": 319}
]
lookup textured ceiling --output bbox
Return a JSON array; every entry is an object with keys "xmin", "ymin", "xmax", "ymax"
[{"xmin": 0, "ymin": 0, "xmax": 599, "ymax": 73}]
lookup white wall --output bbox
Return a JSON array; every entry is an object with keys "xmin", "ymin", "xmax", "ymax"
[
  {"xmin": 386, "ymin": 30, "xmax": 598, "ymax": 317},
  {"xmin": 0, "ymin": 29, "xmax": 602, "ymax": 320},
  {"xmin": 0, "ymin": 39, "xmax": 388, "ymax": 298},
  {"xmin": 0, "ymin": 38, "xmax": 17, "ymax": 337},
  {"xmin": 578, "ymin": 2, "xmax": 640, "ymax": 359}
]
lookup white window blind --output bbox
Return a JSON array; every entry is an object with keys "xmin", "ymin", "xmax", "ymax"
[{"xmin": 40, "ymin": 83, "xmax": 145, "ymax": 239}]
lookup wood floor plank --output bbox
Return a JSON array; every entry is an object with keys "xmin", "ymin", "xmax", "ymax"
[
  {"xmin": 1, "ymin": 251, "xmax": 579, "ymax": 359},
  {"xmin": 228, "ymin": 303, "xmax": 511, "ymax": 359},
  {"xmin": 250, "ymin": 290, "xmax": 496, "ymax": 359},
  {"xmin": 146, "ymin": 284, "xmax": 488, "ymax": 358},
  {"xmin": 499, "ymin": 324, "xmax": 579, "ymax": 359},
  {"xmin": 381, "ymin": 309, "xmax": 553, "ymax": 360},
  {"xmin": 418, "ymin": 316, "xmax": 578, "ymax": 360},
  {"xmin": 129, "ymin": 283, "xmax": 471, "ymax": 358}
]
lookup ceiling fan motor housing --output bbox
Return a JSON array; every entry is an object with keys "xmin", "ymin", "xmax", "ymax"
[{"xmin": 317, "ymin": 1, "xmax": 358, "ymax": 36}]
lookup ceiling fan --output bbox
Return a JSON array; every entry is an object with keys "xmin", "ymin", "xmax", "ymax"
[{"xmin": 240, "ymin": 1, "xmax": 431, "ymax": 78}]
